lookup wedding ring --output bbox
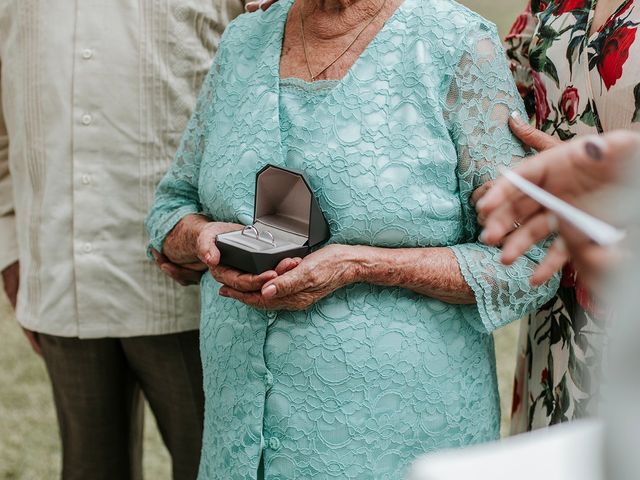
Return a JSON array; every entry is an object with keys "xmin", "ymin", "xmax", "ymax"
[
  {"xmin": 241, "ymin": 225, "xmax": 277, "ymax": 247},
  {"xmin": 259, "ymin": 230, "xmax": 276, "ymax": 247},
  {"xmin": 242, "ymin": 225, "xmax": 259, "ymax": 239}
]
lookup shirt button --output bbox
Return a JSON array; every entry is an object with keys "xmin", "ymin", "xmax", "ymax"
[
  {"xmin": 83, "ymin": 243, "xmax": 93, "ymax": 253},
  {"xmin": 267, "ymin": 311, "xmax": 277, "ymax": 325},
  {"xmin": 81, "ymin": 174, "xmax": 91, "ymax": 185},
  {"xmin": 265, "ymin": 371, "xmax": 273, "ymax": 388},
  {"xmin": 268, "ymin": 437, "xmax": 281, "ymax": 451},
  {"xmin": 81, "ymin": 48, "xmax": 93, "ymax": 59},
  {"xmin": 81, "ymin": 114, "xmax": 93, "ymax": 125}
]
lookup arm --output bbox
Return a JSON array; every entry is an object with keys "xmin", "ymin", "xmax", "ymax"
[{"xmin": 444, "ymin": 21, "xmax": 559, "ymax": 332}]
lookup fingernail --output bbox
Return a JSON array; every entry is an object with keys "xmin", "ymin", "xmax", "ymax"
[
  {"xmin": 219, "ymin": 288, "xmax": 229, "ymax": 297},
  {"xmin": 510, "ymin": 111, "xmax": 524, "ymax": 124},
  {"xmin": 160, "ymin": 265, "xmax": 171, "ymax": 274},
  {"xmin": 547, "ymin": 213, "xmax": 559, "ymax": 232},
  {"xmin": 263, "ymin": 284, "xmax": 277, "ymax": 298},
  {"xmin": 584, "ymin": 136, "xmax": 606, "ymax": 161},
  {"xmin": 475, "ymin": 196, "xmax": 488, "ymax": 211},
  {"xmin": 479, "ymin": 230, "xmax": 488, "ymax": 244},
  {"xmin": 205, "ymin": 253, "xmax": 212, "ymax": 263},
  {"xmin": 151, "ymin": 250, "xmax": 159, "ymax": 260},
  {"xmin": 554, "ymin": 236, "xmax": 567, "ymax": 252}
]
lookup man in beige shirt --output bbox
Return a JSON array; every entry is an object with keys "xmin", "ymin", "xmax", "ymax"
[{"xmin": 0, "ymin": 1, "xmax": 244, "ymax": 478}]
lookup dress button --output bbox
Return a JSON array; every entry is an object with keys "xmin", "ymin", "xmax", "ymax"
[
  {"xmin": 83, "ymin": 243, "xmax": 93, "ymax": 253},
  {"xmin": 82, "ymin": 48, "xmax": 93, "ymax": 59},
  {"xmin": 265, "ymin": 370, "xmax": 273, "ymax": 388},
  {"xmin": 81, "ymin": 114, "xmax": 93, "ymax": 125},
  {"xmin": 81, "ymin": 174, "xmax": 91, "ymax": 185},
  {"xmin": 268, "ymin": 437, "xmax": 281, "ymax": 451}
]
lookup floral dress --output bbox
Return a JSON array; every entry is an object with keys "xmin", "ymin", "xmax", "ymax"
[
  {"xmin": 146, "ymin": 0, "xmax": 559, "ymax": 477},
  {"xmin": 505, "ymin": 0, "xmax": 640, "ymax": 433}
]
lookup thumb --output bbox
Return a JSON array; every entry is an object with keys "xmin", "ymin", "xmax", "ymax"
[
  {"xmin": 262, "ymin": 271, "xmax": 301, "ymax": 299},
  {"xmin": 196, "ymin": 228, "xmax": 221, "ymax": 269},
  {"xmin": 509, "ymin": 111, "xmax": 559, "ymax": 152}
]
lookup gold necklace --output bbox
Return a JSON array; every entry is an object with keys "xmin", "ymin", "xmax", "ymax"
[{"xmin": 299, "ymin": 0, "xmax": 388, "ymax": 82}]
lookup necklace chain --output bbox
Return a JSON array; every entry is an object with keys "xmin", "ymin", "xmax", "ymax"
[{"xmin": 299, "ymin": 0, "xmax": 388, "ymax": 82}]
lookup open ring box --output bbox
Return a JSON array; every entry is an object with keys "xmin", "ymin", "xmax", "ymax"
[{"xmin": 215, "ymin": 165, "xmax": 330, "ymax": 274}]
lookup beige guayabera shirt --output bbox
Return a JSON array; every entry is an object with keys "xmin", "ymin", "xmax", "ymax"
[{"xmin": 0, "ymin": 0, "xmax": 244, "ymax": 337}]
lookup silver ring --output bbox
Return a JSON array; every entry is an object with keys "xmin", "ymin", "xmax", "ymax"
[
  {"xmin": 242, "ymin": 225, "xmax": 259, "ymax": 239},
  {"xmin": 259, "ymin": 231, "xmax": 276, "ymax": 247},
  {"xmin": 242, "ymin": 225, "xmax": 277, "ymax": 247}
]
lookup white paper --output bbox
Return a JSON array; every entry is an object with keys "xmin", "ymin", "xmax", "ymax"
[{"xmin": 408, "ymin": 420, "xmax": 603, "ymax": 480}]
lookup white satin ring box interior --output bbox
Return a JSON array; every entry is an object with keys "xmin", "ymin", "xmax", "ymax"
[{"xmin": 216, "ymin": 165, "xmax": 330, "ymax": 274}]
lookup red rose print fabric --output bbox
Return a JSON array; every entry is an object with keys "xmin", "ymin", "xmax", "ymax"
[
  {"xmin": 504, "ymin": 0, "xmax": 639, "ymax": 434},
  {"xmin": 595, "ymin": 25, "xmax": 637, "ymax": 89}
]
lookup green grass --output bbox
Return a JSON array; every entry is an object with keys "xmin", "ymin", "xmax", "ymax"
[{"xmin": 0, "ymin": 1, "xmax": 526, "ymax": 477}]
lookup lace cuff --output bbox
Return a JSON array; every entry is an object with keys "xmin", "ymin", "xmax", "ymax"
[{"xmin": 450, "ymin": 243, "xmax": 557, "ymax": 333}]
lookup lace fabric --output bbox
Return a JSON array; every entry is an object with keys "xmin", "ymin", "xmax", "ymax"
[{"xmin": 146, "ymin": 0, "xmax": 560, "ymax": 478}]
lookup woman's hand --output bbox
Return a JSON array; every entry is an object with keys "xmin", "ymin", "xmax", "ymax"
[
  {"xmin": 476, "ymin": 131, "xmax": 638, "ymax": 286},
  {"xmin": 211, "ymin": 257, "xmax": 302, "ymax": 295},
  {"xmin": 219, "ymin": 244, "xmax": 357, "ymax": 310},
  {"xmin": 162, "ymin": 215, "xmax": 241, "ymax": 266},
  {"xmin": 508, "ymin": 111, "xmax": 562, "ymax": 152},
  {"xmin": 472, "ymin": 111, "xmax": 562, "ymax": 224}
]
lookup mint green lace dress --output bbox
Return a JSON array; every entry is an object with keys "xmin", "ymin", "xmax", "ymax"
[{"xmin": 146, "ymin": 0, "xmax": 560, "ymax": 478}]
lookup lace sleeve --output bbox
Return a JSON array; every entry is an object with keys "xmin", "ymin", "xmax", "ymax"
[
  {"xmin": 504, "ymin": 0, "xmax": 539, "ymax": 118},
  {"xmin": 145, "ymin": 48, "xmax": 224, "ymax": 254},
  {"xmin": 444, "ymin": 22, "xmax": 559, "ymax": 334}
]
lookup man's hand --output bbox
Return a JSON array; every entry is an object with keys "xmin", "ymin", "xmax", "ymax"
[
  {"xmin": 151, "ymin": 249, "xmax": 206, "ymax": 286},
  {"xmin": 2, "ymin": 260, "xmax": 19, "ymax": 309},
  {"xmin": 245, "ymin": 0, "xmax": 278, "ymax": 12},
  {"xmin": 2, "ymin": 261, "xmax": 42, "ymax": 355}
]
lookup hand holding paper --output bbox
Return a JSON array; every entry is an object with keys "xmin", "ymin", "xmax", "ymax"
[{"xmin": 476, "ymin": 131, "xmax": 638, "ymax": 286}]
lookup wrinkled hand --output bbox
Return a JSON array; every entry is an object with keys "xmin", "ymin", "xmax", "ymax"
[
  {"xmin": 194, "ymin": 222, "xmax": 244, "ymax": 268},
  {"xmin": 151, "ymin": 249, "xmax": 206, "ymax": 286},
  {"xmin": 477, "ymin": 131, "xmax": 637, "ymax": 287},
  {"xmin": 2, "ymin": 261, "xmax": 42, "ymax": 355},
  {"xmin": 194, "ymin": 222, "xmax": 301, "ymax": 293},
  {"xmin": 245, "ymin": 0, "xmax": 279, "ymax": 12},
  {"xmin": 219, "ymin": 244, "xmax": 356, "ymax": 310},
  {"xmin": 472, "ymin": 111, "xmax": 562, "ymax": 226},
  {"xmin": 211, "ymin": 257, "xmax": 301, "ymax": 295}
]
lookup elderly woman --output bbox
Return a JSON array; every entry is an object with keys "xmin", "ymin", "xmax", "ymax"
[{"xmin": 146, "ymin": 0, "xmax": 559, "ymax": 477}]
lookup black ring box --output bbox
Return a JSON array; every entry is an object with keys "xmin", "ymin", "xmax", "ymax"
[{"xmin": 216, "ymin": 165, "xmax": 330, "ymax": 274}]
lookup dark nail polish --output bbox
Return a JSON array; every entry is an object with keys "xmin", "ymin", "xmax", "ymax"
[{"xmin": 585, "ymin": 141, "xmax": 603, "ymax": 161}]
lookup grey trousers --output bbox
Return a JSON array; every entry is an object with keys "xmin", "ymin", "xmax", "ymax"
[{"xmin": 39, "ymin": 330, "xmax": 204, "ymax": 480}]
